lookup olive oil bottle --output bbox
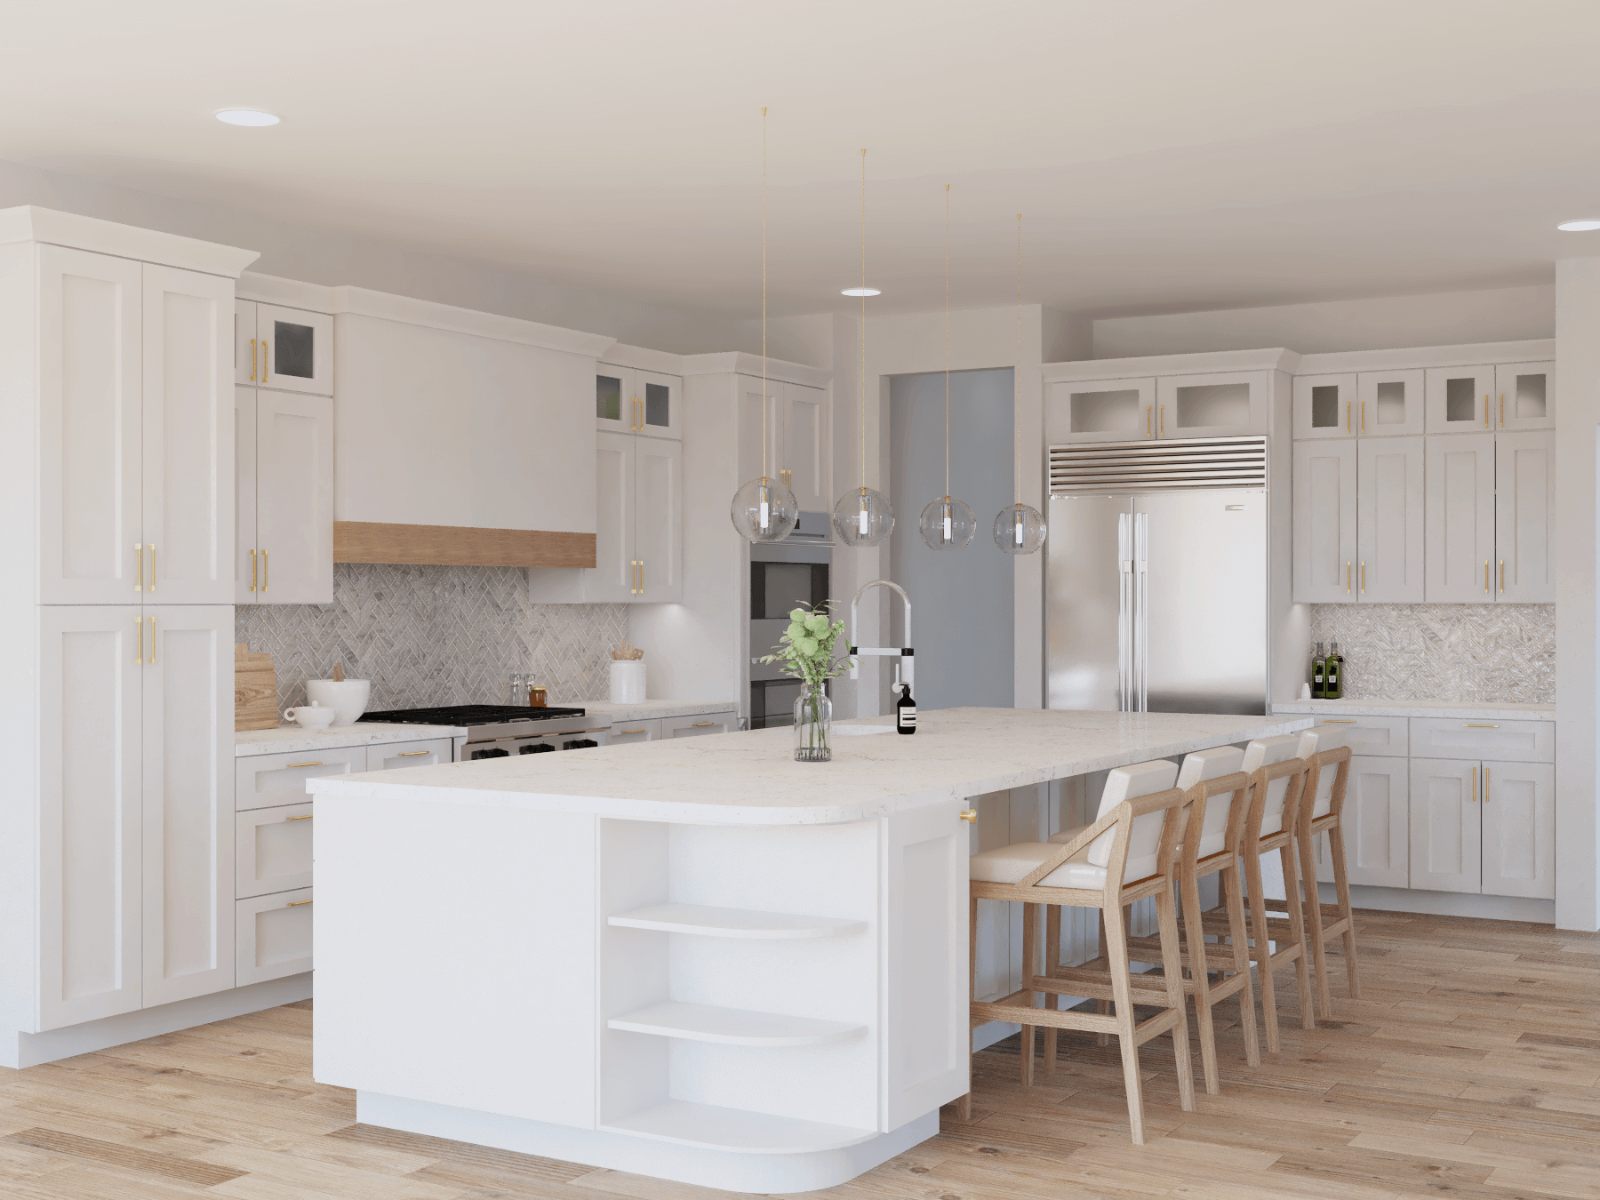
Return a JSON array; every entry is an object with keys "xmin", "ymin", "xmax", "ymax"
[
  {"xmin": 1326, "ymin": 642, "xmax": 1344, "ymax": 699},
  {"xmin": 1312, "ymin": 642, "xmax": 1327, "ymax": 698}
]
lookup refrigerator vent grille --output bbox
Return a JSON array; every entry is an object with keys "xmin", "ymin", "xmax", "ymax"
[{"xmin": 1049, "ymin": 437, "xmax": 1267, "ymax": 493}]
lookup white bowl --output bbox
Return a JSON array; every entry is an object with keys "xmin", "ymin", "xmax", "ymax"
[
  {"xmin": 305, "ymin": 679, "xmax": 371, "ymax": 726},
  {"xmin": 282, "ymin": 703, "xmax": 337, "ymax": 730}
]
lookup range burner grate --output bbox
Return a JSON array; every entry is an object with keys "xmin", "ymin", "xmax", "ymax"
[{"xmin": 360, "ymin": 704, "xmax": 587, "ymax": 726}]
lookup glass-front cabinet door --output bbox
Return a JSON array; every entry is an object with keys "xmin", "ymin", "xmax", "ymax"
[
  {"xmin": 1292, "ymin": 373, "xmax": 1357, "ymax": 440},
  {"xmin": 595, "ymin": 366, "xmax": 634, "ymax": 435},
  {"xmin": 1156, "ymin": 370, "xmax": 1270, "ymax": 438},
  {"xmin": 1495, "ymin": 361, "xmax": 1554, "ymax": 432},
  {"xmin": 1043, "ymin": 377, "xmax": 1156, "ymax": 443},
  {"xmin": 635, "ymin": 369, "xmax": 682, "ymax": 440},
  {"xmin": 1424, "ymin": 365, "xmax": 1493, "ymax": 434},
  {"xmin": 237, "ymin": 301, "xmax": 332, "ymax": 396},
  {"xmin": 1355, "ymin": 369, "xmax": 1424, "ymax": 437}
]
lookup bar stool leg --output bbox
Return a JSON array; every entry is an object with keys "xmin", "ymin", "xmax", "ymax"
[
  {"xmin": 1179, "ymin": 866, "xmax": 1220, "ymax": 1095},
  {"xmin": 958, "ymin": 893, "xmax": 977, "ymax": 1121},
  {"xmin": 1280, "ymin": 844, "xmax": 1316, "ymax": 1031},
  {"xmin": 1102, "ymin": 900, "xmax": 1147, "ymax": 1144},
  {"xmin": 1241, "ymin": 846, "xmax": 1281, "ymax": 1054},
  {"xmin": 1043, "ymin": 904, "xmax": 1062, "ymax": 1075},
  {"xmin": 1328, "ymin": 821, "xmax": 1361, "ymax": 1000},
  {"xmin": 1019, "ymin": 902, "xmax": 1038, "ymax": 1087},
  {"xmin": 1155, "ymin": 880, "xmax": 1197, "ymax": 1112},
  {"xmin": 1095, "ymin": 911, "xmax": 1111, "ymax": 1046},
  {"xmin": 1298, "ymin": 822, "xmax": 1335, "ymax": 1020},
  {"xmin": 1221, "ymin": 858, "xmax": 1261, "ymax": 1068}
]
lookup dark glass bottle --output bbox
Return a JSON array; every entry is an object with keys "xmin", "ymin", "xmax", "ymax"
[
  {"xmin": 1327, "ymin": 641, "xmax": 1344, "ymax": 699},
  {"xmin": 1312, "ymin": 642, "xmax": 1326, "ymax": 699},
  {"xmin": 895, "ymin": 683, "xmax": 917, "ymax": 734}
]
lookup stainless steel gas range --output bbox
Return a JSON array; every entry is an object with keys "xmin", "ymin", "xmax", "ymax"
[{"xmin": 359, "ymin": 705, "xmax": 614, "ymax": 761}]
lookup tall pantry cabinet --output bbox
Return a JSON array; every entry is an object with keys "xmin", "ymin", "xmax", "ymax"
[{"xmin": 0, "ymin": 208, "xmax": 257, "ymax": 1057}]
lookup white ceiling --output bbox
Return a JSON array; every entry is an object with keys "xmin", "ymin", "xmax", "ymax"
[{"xmin": 2, "ymin": 0, "xmax": 1598, "ymax": 320}]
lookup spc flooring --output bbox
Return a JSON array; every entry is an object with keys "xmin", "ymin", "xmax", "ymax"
[{"xmin": 0, "ymin": 912, "xmax": 1595, "ymax": 1198}]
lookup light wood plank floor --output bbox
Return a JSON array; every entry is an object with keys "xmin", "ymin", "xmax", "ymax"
[{"xmin": 0, "ymin": 910, "xmax": 1596, "ymax": 1199}]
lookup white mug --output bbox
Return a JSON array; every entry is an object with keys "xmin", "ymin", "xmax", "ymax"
[{"xmin": 283, "ymin": 701, "xmax": 337, "ymax": 730}]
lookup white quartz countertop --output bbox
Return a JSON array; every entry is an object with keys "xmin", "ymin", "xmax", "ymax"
[
  {"xmin": 235, "ymin": 723, "xmax": 466, "ymax": 758},
  {"xmin": 548, "ymin": 699, "xmax": 737, "ymax": 722},
  {"xmin": 1272, "ymin": 698, "xmax": 1556, "ymax": 721},
  {"xmin": 308, "ymin": 707, "xmax": 1312, "ymax": 825}
]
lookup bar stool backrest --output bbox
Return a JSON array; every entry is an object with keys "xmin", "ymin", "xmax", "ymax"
[
  {"xmin": 1175, "ymin": 746, "xmax": 1246, "ymax": 858},
  {"xmin": 1240, "ymin": 734, "xmax": 1303, "ymax": 837},
  {"xmin": 1296, "ymin": 724, "xmax": 1348, "ymax": 818},
  {"xmin": 1087, "ymin": 758, "xmax": 1180, "ymax": 881}
]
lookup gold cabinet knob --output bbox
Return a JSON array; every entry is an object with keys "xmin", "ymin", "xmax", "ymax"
[{"xmin": 959, "ymin": 809, "xmax": 978, "ymax": 824}]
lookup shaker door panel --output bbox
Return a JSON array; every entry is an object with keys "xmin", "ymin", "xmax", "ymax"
[
  {"xmin": 1480, "ymin": 761, "xmax": 1555, "ymax": 900},
  {"xmin": 1495, "ymin": 431, "xmax": 1555, "ymax": 603},
  {"xmin": 633, "ymin": 436, "xmax": 682, "ymax": 602},
  {"xmin": 1408, "ymin": 759, "xmax": 1482, "ymax": 894},
  {"xmin": 1424, "ymin": 433, "xmax": 1495, "ymax": 602},
  {"xmin": 1356, "ymin": 435, "xmax": 1423, "ymax": 602},
  {"xmin": 256, "ymin": 391, "xmax": 334, "ymax": 604},
  {"xmin": 1293, "ymin": 440, "xmax": 1357, "ymax": 603}
]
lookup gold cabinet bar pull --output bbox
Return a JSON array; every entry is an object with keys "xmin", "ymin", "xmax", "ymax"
[
  {"xmin": 1360, "ymin": 400, "xmax": 1366, "ymax": 435},
  {"xmin": 619, "ymin": 728, "xmax": 647, "ymax": 735},
  {"xmin": 1346, "ymin": 401, "xmax": 1351, "ymax": 433},
  {"xmin": 1499, "ymin": 559, "xmax": 1504, "ymax": 594},
  {"xmin": 1485, "ymin": 394, "xmax": 1491, "ymax": 429},
  {"xmin": 250, "ymin": 337, "xmax": 257, "ymax": 382},
  {"xmin": 1360, "ymin": 561, "xmax": 1365, "ymax": 594},
  {"xmin": 639, "ymin": 559, "xmax": 644, "ymax": 592},
  {"xmin": 1146, "ymin": 406, "xmax": 1151, "ymax": 437},
  {"xmin": 286, "ymin": 761, "xmax": 323, "ymax": 768},
  {"xmin": 1484, "ymin": 767, "xmax": 1491, "ymax": 802},
  {"xmin": 1499, "ymin": 392, "xmax": 1504, "ymax": 428},
  {"xmin": 959, "ymin": 809, "xmax": 978, "ymax": 823},
  {"xmin": 1471, "ymin": 765, "xmax": 1477, "ymax": 802},
  {"xmin": 249, "ymin": 548, "xmax": 257, "ymax": 592},
  {"xmin": 262, "ymin": 340, "xmax": 269, "ymax": 382},
  {"xmin": 135, "ymin": 616, "xmax": 143, "ymax": 665},
  {"xmin": 1346, "ymin": 562, "xmax": 1351, "ymax": 594},
  {"xmin": 147, "ymin": 615, "xmax": 155, "ymax": 664},
  {"xmin": 398, "ymin": 750, "xmax": 431, "ymax": 756},
  {"xmin": 286, "ymin": 814, "xmax": 313, "ymax": 820},
  {"xmin": 1464, "ymin": 723, "xmax": 1499, "ymax": 728},
  {"xmin": 691, "ymin": 721, "xmax": 716, "ymax": 727},
  {"xmin": 286, "ymin": 899, "xmax": 313, "ymax": 907},
  {"xmin": 1159, "ymin": 404, "xmax": 1165, "ymax": 436},
  {"xmin": 134, "ymin": 542, "xmax": 143, "ymax": 592},
  {"xmin": 1484, "ymin": 559, "xmax": 1489, "ymax": 595},
  {"xmin": 146, "ymin": 544, "xmax": 155, "ymax": 592},
  {"xmin": 262, "ymin": 549, "xmax": 269, "ymax": 592},
  {"xmin": 1324, "ymin": 719, "xmax": 1358, "ymax": 724}
]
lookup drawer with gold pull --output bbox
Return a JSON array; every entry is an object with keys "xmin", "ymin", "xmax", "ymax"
[
  {"xmin": 236, "ymin": 802, "xmax": 314, "ymax": 898},
  {"xmin": 366, "ymin": 737, "xmax": 455, "ymax": 771},
  {"xmin": 236, "ymin": 746, "xmax": 366, "ymax": 812},
  {"xmin": 1409, "ymin": 717, "xmax": 1554, "ymax": 764}
]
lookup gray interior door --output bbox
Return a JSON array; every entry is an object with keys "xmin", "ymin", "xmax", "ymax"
[
  {"xmin": 1135, "ymin": 488, "xmax": 1267, "ymax": 714},
  {"xmin": 1047, "ymin": 495, "xmax": 1130, "ymax": 711}
]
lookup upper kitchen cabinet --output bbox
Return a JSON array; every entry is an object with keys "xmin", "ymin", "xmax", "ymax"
[
  {"xmin": 596, "ymin": 364, "xmax": 682, "ymax": 440},
  {"xmin": 735, "ymin": 375, "xmax": 831, "ymax": 512},
  {"xmin": 236, "ymin": 387, "xmax": 334, "ymax": 605},
  {"xmin": 1354, "ymin": 435, "xmax": 1424, "ymax": 602},
  {"xmin": 1495, "ymin": 361, "xmax": 1554, "ymax": 432},
  {"xmin": 1156, "ymin": 370, "xmax": 1273, "ymax": 439},
  {"xmin": 1424, "ymin": 433, "xmax": 1495, "ymax": 602},
  {"xmin": 1424, "ymin": 365, "xmax": 1494, "ymax": 434},
  {"xmin": 1354, "ymin": 370, "xmax": 1424, "ymax": 437},
  {"xmin": 1292, "ymin": 439, "xmax": 1357, "ymax": 603},
  {"xmin": 1292, "ymin": 373, "xmax": 1356, "ymax": 440},
  {"xmin": 1044, "ymin": 377, "xmax": 1156, "ymax": 443},
  {"xmin": 28, "ymin": 237, "xmax": 242, "ymax": 606},
  {"xmin": 1495, "ymin": 431, "xmax": 1555, "ymax": 602},
  {"xmin": 235, "ymin": 300, "xmax": 333, "ymax": 396}
]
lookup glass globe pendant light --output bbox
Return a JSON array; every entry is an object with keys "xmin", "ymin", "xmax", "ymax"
[
  {"xmin": 833, "ymin": 149, "xmax": 893, "ymax": 547},
  {"xmin": 920, "ymin": 184, "xmax": 976, "ymax": 551},
  {"xmin": 731, "ymin": 108, "xmax": 798, "ymax": 543},
  {"xmin": 994, "ymin": 212, "xmax": 1046, "ymax": 555}
]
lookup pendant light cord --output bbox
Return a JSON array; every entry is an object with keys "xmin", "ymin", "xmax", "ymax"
[
  {"xmin": 1015, "ymin": 212, "xmax": 1023, "ymax": 508},
  {"xmin": 944, "ymin": 184, "xmax": 951, "ymax": 501},
  {"xmin": 761, "ymin": 108, "xmax": 769, "ymax": 483},
  {"xmin": 859, "ymin": 149, "xmax": 868, "ymax": 499}
]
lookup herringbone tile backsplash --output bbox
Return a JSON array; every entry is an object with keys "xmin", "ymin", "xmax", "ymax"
[
  {"xmin": 236, "ymin": 564, "xmax": 628, "ymax": 713},
  {"xmin": 1307, "ymin": 603, "xmax": 1554, "ymax": 704}
]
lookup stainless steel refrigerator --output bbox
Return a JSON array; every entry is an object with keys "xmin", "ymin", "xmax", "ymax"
[{"xmin": 1046, "ymin": 437, "xmax": 1269, "ymax": 715}]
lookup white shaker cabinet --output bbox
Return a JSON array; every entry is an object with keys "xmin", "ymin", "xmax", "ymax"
[
  {"xmin": 661, "ymin": 711, "xmax": 737, "ymax": 738},
  {"xmin": 236, "ymin": 387, "xmax": 334, "ymax": 604},
  {"xmin": 1495, "ymin": 361, "xmax": 1554, "ymax": 432},
  {"xmin": 633, "ymin": 436, "xmax": 683, "ymax": 601},
  {"xmin": 1354, "ymin": 370, "xmax": 1425, "ymax": 437},
  {"xmin": 1409, "ymin": 758, "xmax": 1482, "ymax": 895},
  {"xmin": 235, "ymin": 300, "xmax": 333, "ymax": 396},
  {"xmin": 1155, "ymin": 370, "xmax": 1271, "ymax": 439},
  {"xmin": 1480, "ymin": 761, "xmax": 1556, "ymax": 900},
  {"xmin": 1045, "ymin": 377, "xmax": 1157, "ymax": 443},
  {"xmin": 1292, "ymin": 440, "xmax": 1357, "ymax": 602},
  {"xmin": 1424, "ymin": 433, "xmax": 1496, "ymax": 602},
  {"xmin": 237, "ymin": 887, "xmax": 314, "ymax": 987},
  {"xmin": 1291, "ymin": 373, "xmax": 1357, "ymax": 440},
  {"xmin": 780, "ymin": 382, "xmax": 829, "ymax": 512},
  {"xmin": 1315, "ymin": 755, "xmax": 1410, "ymax": 889},
  {"xmin": 1425, "ymin": 365, "xmax": 1494, "ymax": 434},
  {"xmin": 1354, "ymin": 435, "xmax": 1423, "ymax": 602},
  {"xmin": 1495, "ymin": 431, "xmax": 1555, "ymax": 602},
  {"xmin": 596, "ymin": 365, "xmax": 682, "ymax": 440}
]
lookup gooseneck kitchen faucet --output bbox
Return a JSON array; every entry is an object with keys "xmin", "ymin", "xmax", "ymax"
[{"xmin": 848, "ymin": 579, "xmax": 913, "ymax": 691}]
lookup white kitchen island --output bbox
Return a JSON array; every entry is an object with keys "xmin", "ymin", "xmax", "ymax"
[{"xmin": 309, "ymin": 707, "xmax": 1308, "ymax": 1192}]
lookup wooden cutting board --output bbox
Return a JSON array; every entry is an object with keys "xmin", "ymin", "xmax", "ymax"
[{"xmin": 235, "ymin": 643, "xmax": 279, "ymax": 731}]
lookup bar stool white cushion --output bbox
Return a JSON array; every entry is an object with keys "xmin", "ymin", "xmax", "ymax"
[
  {"xmin": 969, "ymin": 841, "xmax": 1112, "ymax": 890},
  {"xmin": 1296, "ymin": 724, "xmax": 1347, "ymax": 818},
  {"xmin": 1240, "ymin": 734, "xmax": 1302, "ymax": 835},
  {"xmin": 1173, "ymin": 745, "xmax": 1246, "ymax": 859},
  {"xmin": 1024, "ymin": 758, "xmax": 1179, "ymax": 885}
]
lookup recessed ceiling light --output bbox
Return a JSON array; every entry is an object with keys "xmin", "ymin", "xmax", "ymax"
[
  {"xmin": 841, "ymin": 286, "xmax": 881, "ymax": 297},
  {"xmin": 1557, "ymin": 219, "xmax": 1600, "ymax": 231},
  {"xmin": 215, "ymin": 109, "xmax": 279, "ymax": 127}
]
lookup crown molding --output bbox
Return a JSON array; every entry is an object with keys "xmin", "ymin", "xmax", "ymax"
[
  {"xmin": 1043, "ymin": 347, "xmax": 1300, "ymax": 382},
  {"xmin": 0, "ymin": 206, "xmax": 259, "ymax": 277},
  {"xmin": 677, "ymin": 351, "xmax": 831, "ymax": 388}
]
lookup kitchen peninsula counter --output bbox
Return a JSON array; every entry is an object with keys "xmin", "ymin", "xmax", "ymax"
[{"xmin": 309, "ymin": 707, "xmax": 1308, "ymax": 1193}]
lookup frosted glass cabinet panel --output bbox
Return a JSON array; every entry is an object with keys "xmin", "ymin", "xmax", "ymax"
[
  {"xmin": 1424, "ymin": 365, "xmax": 1494, "ymax": 434},
  {"xmin": 1292, "ymin": 440, "xmax": 1357, "ymax": 603},
  {"xmin": 1354, "ymin": 370, "xmax": 1424, "ymax": 437},
  {"xmin": 595, "ymin": 366, "xmax": 682, "ymax": 440},
  {"xmin": 1495, "ymin": 361, "xmax": 1554, "ymax": 432},
  {"xmin": 1155, "ymin": 370, "xmax": 1270, "ymax": 438},
  {"xmin": 1045, "ymin": 378, "xmax": 1156, "ymax": 443},
  {"xmin": 1292, "ymin": 373, "xmax": 1356, "ymax": 440},
  {"xmin": 1424, "ymin": 433, "xmax": 1495, "ymax": 602},
  {"xmin": 1495, "ymin": 431, "xmax": 1555, "ymax": 602},
  {"xmin": 1355, "ymin": 436, "xmax": 1423, "ymax": 602}
]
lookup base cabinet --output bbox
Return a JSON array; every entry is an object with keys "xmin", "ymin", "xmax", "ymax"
[
  {"xmin": 1408, "ymin": 756, "xmax": 1555, "ymax": 900},
  {"xmin": 1316, "ymin": 755, "xmax": 1409, "ymax": 888},
  {"xmin": 237, "ymin": 887, "xmax": 314, "ymax": 986}
]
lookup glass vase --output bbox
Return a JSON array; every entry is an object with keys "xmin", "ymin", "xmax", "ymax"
[{"xmin": 793, "ymin": 683, "xmax": 832, "ymax": 762}]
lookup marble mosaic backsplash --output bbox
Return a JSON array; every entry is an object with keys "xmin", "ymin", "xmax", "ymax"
[
  {"xmin": 235, "ymin": 563, "xmax": 628, "ymax": 714},
  {"xmin": 1306, "ymin": 603, "xmax": 1554, "ymax": 704}
]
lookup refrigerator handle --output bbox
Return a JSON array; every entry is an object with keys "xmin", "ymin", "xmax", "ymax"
[
  {"xmin": 1117, "ymin": 513, "xmax": 1131, "ymax": 712},
  {"xmin": 1136, "ymin": 512, "xmax": 1150, "ymax": 713}
]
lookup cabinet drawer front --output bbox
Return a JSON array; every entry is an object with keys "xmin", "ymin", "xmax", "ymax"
[
  {"xmin": 236, "ymin": 803, "xmax": 314, "ymax": 898},
  {"xmin": 1410, "ymin": 718, "xmax": 1553, "ymax": 763},
  {"xmin": 236, "ymin": 888, "xmax": 313, "ymax": 986},
  {"xmin": 367, "ymin": 737, "xmax": 455, "ymax": 771},
  {"xmin": 1312, "ymin": 715, "xmax": 1409, "ymax": 757},
  {"xmin": 662, "ymin": 712, "xmax": 737, "ymax": 738},
  {"xmin": 236, "ymin": 746, "xmax": 366, "ymax": 811},
  {"xmin": 607, "ymin": 719, "xmax": 661, "ymax": 745}
]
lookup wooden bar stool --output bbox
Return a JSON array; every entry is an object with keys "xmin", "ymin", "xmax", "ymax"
[
  {"xmin": 1283, "ymin": 724, "xmax": 1360, "ymax": 1017},
  {"xmin": 965, "ymin": 760, "xmax": 1196, "ymax": 1144},
  {"xmin": 1125, "ymin": 746, "xmax": 1259, "ymax": 1095},
  {"xmin": 1198, "ymin": 735, "xmax": 1316, "ymax": 1054}
]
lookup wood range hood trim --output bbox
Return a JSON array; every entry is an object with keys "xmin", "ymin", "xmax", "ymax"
[{"xmin": 333, "ymin": 522, "xmax": 596, "ymax": 569}]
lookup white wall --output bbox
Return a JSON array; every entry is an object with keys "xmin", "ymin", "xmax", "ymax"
[
  {"xmin": 0, "ymin": 157, "xmax": 747, "ymax": 354},
  {"xmin": 1092, "ymin": 284, "xmax": 1555, "ymax": 358},
  {"xmin": 1555, "ymin": 260, "xmax": 1600, "ymax": 932}
]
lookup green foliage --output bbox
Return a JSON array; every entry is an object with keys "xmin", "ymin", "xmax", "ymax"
[{"xmin": 758, "ymin": 602, "xmax": 854, "ymax": 690}]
